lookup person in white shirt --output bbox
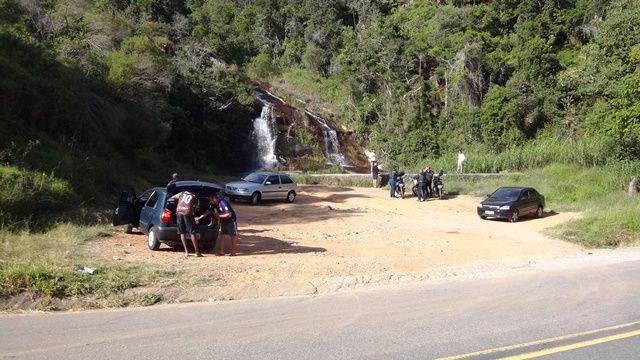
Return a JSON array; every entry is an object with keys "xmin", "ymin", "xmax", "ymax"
[{"xmin": 456, "ymin": 151, "xmax": 466, "ymax": 174}]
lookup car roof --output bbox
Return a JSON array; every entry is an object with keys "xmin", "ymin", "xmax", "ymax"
[
  {"xmin": 497, "ymin": 186, "xmax": 528, "ymax": 190},
  {"xmin": 250, "ymin": 171, "xmax": 288, "ymax": 176},
  {"xmin": 154, "ymin": 180, "xmax": 223, "ymax": 193}
]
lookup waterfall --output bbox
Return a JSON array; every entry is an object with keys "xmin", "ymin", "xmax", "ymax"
[
  {"xmin": 306, "ymin": 111, "xmax": 352, "ymax": 167},
  {"xmin": 253, "ymin": 104, "xmax": 278, "ymax": 169}
]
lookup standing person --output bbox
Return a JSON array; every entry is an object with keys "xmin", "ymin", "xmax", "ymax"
[
  {"xmin": 208, "ymin": 193, "xmax": 238, "ymax": 256},
  {"xmin": 371, "ymin": 161, "xmax": 380, "ymax": 188},
  {"xmin": 389, "ymin": 168, "xmax": 397, "ymax": 198},
  {"xmin": 166, "ymin": 173, "xmax": 180, "ymax": 195},
  {"xmin": 425, "ymin": 166, "xmax": 434, "ymax": 198},
  {"xmin": 170, "ymin": 189, "xmax": 202, "ymax": 257},
  {"xmin": 417, "ymin": 168, "xmax": 426, "ymax": 202},
  {"xmin": 457, "ymin": 150, "xmax": 466, "ymax": 174}
]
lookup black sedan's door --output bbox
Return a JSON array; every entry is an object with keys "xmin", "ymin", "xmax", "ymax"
[
  {"xmin": 518, "ymin": 189, "xmax": 538, "ymax": 215},
  {"xmin": 113, "ymin": 191, "xmax": 135, "ymax": 226}
]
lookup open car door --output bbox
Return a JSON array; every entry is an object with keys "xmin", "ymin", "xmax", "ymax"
[{"xmin": 113, "ymin": 191, "xmax": 135, "ymax": 226}]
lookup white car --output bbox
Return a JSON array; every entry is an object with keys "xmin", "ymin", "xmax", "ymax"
[{"xmin": 224, "ymin": 172, "xmax": 298, "ymax": 204}]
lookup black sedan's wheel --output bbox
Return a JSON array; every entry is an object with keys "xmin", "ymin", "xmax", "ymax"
[
  {"xmin": 250, "ymin": 192, "xmax": 261, "ymax": 205},
  {"xmin": 535, "ymin": 205, "xmax": 544, "ymax": 218},
  {"xmin": 286, "ymin": 191, "xmax": 296, "ymax": 203},
  {"xmin": 480, "ymin": 215, "xmax": 487, "ymax": 220},
  {"xmin": 147, "ymin": 227, "xmax": 161, "ymax": 250},
  {"xmin": 509, "ymin": 210, "xmax": 519, "ymax": 223}
]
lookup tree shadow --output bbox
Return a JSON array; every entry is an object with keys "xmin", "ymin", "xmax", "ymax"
[
  {"xmin": 234, "ymin": 234, "xmax": 326, "ymax": 256},
  {"xmin": 231, "ymin": 187, "xmax": 370, "ymax": 226}
]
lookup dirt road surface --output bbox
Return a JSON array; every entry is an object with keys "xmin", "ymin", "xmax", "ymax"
[{"xmin": 97, "ymin": 186, "xmax": 586, "ymax": 303}]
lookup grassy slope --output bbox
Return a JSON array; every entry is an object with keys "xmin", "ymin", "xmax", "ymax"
[{"xmin": 441, "ymin": 163, "xmax": 640, "ymax": 248}]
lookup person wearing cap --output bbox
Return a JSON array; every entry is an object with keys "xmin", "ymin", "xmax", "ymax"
[
  {"xmin": 197, "ymin": 193, "xmax": 238, "ymax": 256},
  {"xmin": 167, "ymin": 173, "xmax": 180, "ymax": 195}
]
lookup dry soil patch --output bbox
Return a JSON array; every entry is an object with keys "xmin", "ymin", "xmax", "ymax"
[{"xmin": 94, "ymin": 185, "xmax": 585, "ymax": 303}]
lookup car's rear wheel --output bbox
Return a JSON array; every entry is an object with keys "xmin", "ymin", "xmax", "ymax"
[
  {"xmin": 286, "ymin": 191, "xmax": 296, "ymax": 203},
  {"xmin": 147, "ymin": 227, "xmax": 161, "ymax": 250},
  {"xmin": 250, "ymin": 192, "xmax": 261, "ymax": 205},
  {"xmin": 480, "ymin": 215, "xmax": 487, "ymax": 220},
  {"xmin": 124, "ymin": 224, "xmax": 133, "ymax": 234},
  {"xmin": 535, "ymin": 205, "xmax": 543, "ymax": 218},
  {"xmin": 509, "ymin": 210, "xmax": 519, "ymax": 223}
]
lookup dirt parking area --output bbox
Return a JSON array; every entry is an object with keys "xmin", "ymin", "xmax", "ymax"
[{"xmin": 96, "ymin": 186, "xmax": 585, "ymax": 303}]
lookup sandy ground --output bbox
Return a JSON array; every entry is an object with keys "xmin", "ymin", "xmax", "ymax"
[{"xmin": 95, "ymin": 186, "xmax": 586, "ymax": 303}]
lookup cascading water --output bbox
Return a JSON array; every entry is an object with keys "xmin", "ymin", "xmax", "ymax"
[
  {"xmin": 305, "ymin": 111, "xmax": 352, "ymax": 167},
  {"xmin": 252, "ymin": 104, "xmax": 278, "ymax": 169}
]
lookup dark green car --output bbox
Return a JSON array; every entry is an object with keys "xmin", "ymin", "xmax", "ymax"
[
  {"xmin": 477, "ymin": 186, "xmax": 545, "ymax": 222},
  {"xmin": 113, "ymin": 181, "xmax": 222, "ymax": 250}
]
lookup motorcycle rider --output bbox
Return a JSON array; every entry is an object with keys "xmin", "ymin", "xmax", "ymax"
[
  {"xmin": 425, "ymin": 166, "xmax": 434, "ymax": 198},
  {"xmin": 416, "ymin": 168, "xmax": 426, "ymax": 202},
  {"xmin": 389, "ymin": 168, "xmax": 397, "ymax": 198}
]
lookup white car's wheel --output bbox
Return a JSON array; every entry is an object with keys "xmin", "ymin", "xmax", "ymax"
[
  {"xmin": 251, "ymin": 192, "xmax": 261, "ymax": 205},
  {"xmin": 286, "ymin": 191, "xmax": 296, "ymax": 203}
]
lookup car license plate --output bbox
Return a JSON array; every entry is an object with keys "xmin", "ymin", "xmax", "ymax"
[{"xmin": 485, "ymin": 210, "xmax": 495, "ymax": 215}]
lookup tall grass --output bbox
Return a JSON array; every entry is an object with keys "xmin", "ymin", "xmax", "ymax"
[
  {"xmin": 547, "ymin": 195, "xmax": 640, "ymax": 248},
  {"xmin": 0, "ymin": 166, "xmax": 77, "ymax": 230},
  {"xmin": 0, "ymin": 224, "xmax": 169, "ymax": 301},
  {"xmin": 417, "ymin": 136, "xmax": 616, "ymax": 174}
]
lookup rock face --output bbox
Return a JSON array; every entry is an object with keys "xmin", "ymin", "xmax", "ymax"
[{"xmin": 252, "ymin": 87, "xmax": 368, "ymax": 172}]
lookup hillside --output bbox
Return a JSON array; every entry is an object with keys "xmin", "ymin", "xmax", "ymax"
[{"xmin": 1, "ymin": 0, "xmax": 640, "ymax": 228}]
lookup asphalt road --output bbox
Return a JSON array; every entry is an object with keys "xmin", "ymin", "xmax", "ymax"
[{"xmin": 2, "ymin": 255, "xmax": 640, "ymax": 360}]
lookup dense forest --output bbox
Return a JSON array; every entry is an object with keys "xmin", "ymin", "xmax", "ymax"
[{"xmin": 1, "ymin": 0, "xmax": 640, "ymax": 224}]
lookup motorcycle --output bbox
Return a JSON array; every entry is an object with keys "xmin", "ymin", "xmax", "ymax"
[
  {"xmin": 411, "ymin": 177, "xmax": 419, "ymax": 197},
  {"xmin": 432, "ymin": 172, "xmax": 444, "ymax": 199},
  {"xmin": 394, "ymin": 171, "xmax": 406, "ymax": 199}
]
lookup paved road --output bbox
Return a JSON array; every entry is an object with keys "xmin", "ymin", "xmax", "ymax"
[{"xmin": 2, "ymin": 256, "xmax": 640, "ymax": 360}]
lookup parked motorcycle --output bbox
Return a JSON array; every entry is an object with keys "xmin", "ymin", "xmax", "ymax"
[
  {"xmin": 432, "ymin": 171, "xmax": 445, "ymax": 199},
  {"xmin": 411, "ymin": 177, "xmax": 418, "ymax": 197},
  {"xmin": 394, "ymin": 171, "xmax": 406, "ymax": 199}
]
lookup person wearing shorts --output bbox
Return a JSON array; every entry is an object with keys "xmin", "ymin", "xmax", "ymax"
[
  {"xmin": 171, "ymin": 190, "xmax": 202, "ymax": 257},
  {"xmin": 371, "ymin": 161, "xmax": 380, "ymax": 188},
  {"xmin": 198, "ymin": 193, "xmax": 238, "ymax": 256}
]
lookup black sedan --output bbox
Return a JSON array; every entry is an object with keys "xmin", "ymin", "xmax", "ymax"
[{"xmin": 477, "ymin": 186, "xmax": 545, "ymax": 222}]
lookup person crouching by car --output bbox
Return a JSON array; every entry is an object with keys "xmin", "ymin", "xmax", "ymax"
[
  {"xmin": 171, "ymin": 190, "xmax": 202, "ymax": 257},
  {"xmin": 200, "ymin": 193, "xmax": 238, "ymax": 256}
]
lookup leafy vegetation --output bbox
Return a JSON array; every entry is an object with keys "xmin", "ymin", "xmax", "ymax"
[
  {"xmin": 1, "ymin": 0, "xmax": 640, "ymax": 306},
  {"xmin": 0, "ymin": 224, "xmax": 172, "ymax": 307}
]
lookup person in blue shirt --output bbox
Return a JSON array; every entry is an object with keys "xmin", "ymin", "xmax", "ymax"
[
  {"xmin": 389, "ymin": 169, "xmax": 397, "ymax": 198},
  {"xmin": 197, "ymin": 193, "xmax": 238, "ymax": 256}
]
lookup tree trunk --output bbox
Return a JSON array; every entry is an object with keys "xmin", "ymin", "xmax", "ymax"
[{"xmin": 629, "ymin": 176, "xmax": 637, "ymax": 197}]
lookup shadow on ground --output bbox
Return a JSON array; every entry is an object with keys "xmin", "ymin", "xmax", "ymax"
[
  {"xmin": 233, "ymin": 187, "xmax": 370, "ymax": 226},
  {"xmin": 233, "ymin": 233, "xmax": 327, "ymax": 256}
]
